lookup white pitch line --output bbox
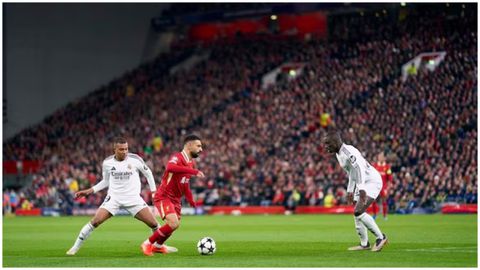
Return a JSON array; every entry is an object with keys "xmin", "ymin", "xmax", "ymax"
[{"xmin": 403, "ymin": 246, "xmax": 477, "ymax": 253}]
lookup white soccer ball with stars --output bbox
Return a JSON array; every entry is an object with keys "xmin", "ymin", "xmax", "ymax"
[{"xmin": 197, "ymin": 236, "xmax": 216, "ymax": 255}]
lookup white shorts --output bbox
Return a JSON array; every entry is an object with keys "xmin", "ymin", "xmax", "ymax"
[
  {"xmin": 100, "ymin": 195, "xmax": 148, "ymax": 216},
  {"xmin": 354, "ymin": 173, "xmax": 383, "ymax": 201}
]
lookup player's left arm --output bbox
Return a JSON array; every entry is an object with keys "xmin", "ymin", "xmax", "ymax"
[
  {"xmin": 137, "ymin": 160, "xmax": 157, "ymax": 195},
  {"xmin": 184, "ymin": 181, "xmax": 196, "ymax": 208}
]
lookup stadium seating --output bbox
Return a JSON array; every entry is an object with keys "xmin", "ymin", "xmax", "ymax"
[{"xmin": 3, "ymin": 5, "xmax": 476, "ymax": 214}]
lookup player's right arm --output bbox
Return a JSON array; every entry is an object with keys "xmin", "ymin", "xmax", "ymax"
[
  {"xmin": 75, "ymin": 161, "xmax": 110, "ymax": 198},
  {"xmin": 350, "ymin": 164, "xmax": 367, "ymax": 204},
  {"xmin": 165, "ymin": 155, "xmax": 201, "ymax": 175},
  {"xmin": 346, "ymin": 149, "xmax": 367, "ymax": 203},
  {"xmin": 347, "ymin": 174, "xmax": 355, "ymax": 205}
]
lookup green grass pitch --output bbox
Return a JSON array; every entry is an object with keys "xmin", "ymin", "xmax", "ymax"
[{"xmin": 2, "ymin": 214, "xmax": 477, "ymax": 267}]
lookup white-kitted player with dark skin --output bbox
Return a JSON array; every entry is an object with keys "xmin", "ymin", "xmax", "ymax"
[
  {"xmin": 323, "ymin": 130, "xmax": 388, "ymax": 252},
  {"xmin": 66, "ymin": 137, "xmax": 162, "ymax": 255}
]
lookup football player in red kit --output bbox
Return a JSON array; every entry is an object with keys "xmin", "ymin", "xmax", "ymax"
[
  {"xmin": 372, "ymin": 152, "xmax": 392, "ymax": 220},
  {"xmin": 141, "ymin": 134, "xmax": 205, "ymax": 256}
]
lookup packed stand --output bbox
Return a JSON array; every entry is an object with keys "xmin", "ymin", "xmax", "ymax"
[
  {"xmin": 3, "ymin": 4, "xmax": 477, "ymax": 214},
  {"xmin": 189, "ymin": 5, "xmax": 477, "ymax": 212},
  {"xmin": 3, "ymin": 36, "xmax": 307, "ymax": 213}
]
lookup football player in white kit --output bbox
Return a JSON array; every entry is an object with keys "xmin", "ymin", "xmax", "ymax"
[
  {"xmin": 66, "ymin": 137, "xmax": 161, "ymax": 255},
  {"xmin": 323, "ymin": 131, "xmax": 388, "ymax": 252}
]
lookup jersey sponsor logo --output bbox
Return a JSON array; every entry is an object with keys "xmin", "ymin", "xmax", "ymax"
[{"xmin": 111, "ymin": 171, "xmax": 134, "ymax": 179}]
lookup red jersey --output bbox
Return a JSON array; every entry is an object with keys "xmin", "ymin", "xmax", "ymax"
[
  {"xmin": 154, "ymin": 151, "xmax": 198, "ymax": 206},
  {"xmin": 373, "ymin": 162, "xmax": 392, "ymax": 190}
]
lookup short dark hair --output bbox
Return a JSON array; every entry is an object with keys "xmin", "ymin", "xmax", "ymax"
[
  {"xmin": 184, "ymin": 134, "xmax": 201, "ymax": 144},
  {"xmin": 113, "ymin": 137, "xmax": 128, "ymax": 145},
  {"xmin": 326, "ymin": 130, "xmax": 341, "ymax": 140},
  {"xmin": 324, "ymin": 129, "xmax": 342, "ymax": 145}
]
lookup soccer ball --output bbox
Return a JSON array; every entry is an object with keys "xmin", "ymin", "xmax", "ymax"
[{"xmin": 197, "ymin": 237, "xmax": 216, "ymax": 255}]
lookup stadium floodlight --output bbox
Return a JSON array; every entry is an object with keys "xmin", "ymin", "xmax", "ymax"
[
  {"xmin": 270, "ymin": 15, "xmax": 277, "ymax": 20},
  {"xmin": 401, "ymin": 3, "xmax": 406, "ymax": 7}
]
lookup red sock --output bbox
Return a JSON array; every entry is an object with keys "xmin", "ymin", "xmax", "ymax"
[
  {"xmin": 149, "ymin": 224, "xmax": 174, "ymax": 245},
  {"xmin": 371, "ymin": 202, "xmax": 378, "ymax": 216},
  {"xmin": 382, "ymin": 201, "xmax": 388, "ymax": 217}
]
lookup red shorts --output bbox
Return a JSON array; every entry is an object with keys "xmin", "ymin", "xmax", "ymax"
[{"xmin": 154, "ymin": 199, "xmax": 181, "ymax": 220}]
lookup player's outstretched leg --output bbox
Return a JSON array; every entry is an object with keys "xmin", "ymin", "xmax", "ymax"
[
  {"xmin": 135, "ymin": 206, "xmax": 178, "ymax": 255},
  {"xmin": 353, "ymin": 196, "xmax": 388, "ymax": 252},
  {"xmin": 141, "ymin": 213, "xmax": 179, "ymax": 256},
  {"xmin": 66, "ymin": 208, "xmax": 112, "ymax": 255},
  {"xmin": 349, "ymin": 212, "xmax": 370, "ymax": 251}
]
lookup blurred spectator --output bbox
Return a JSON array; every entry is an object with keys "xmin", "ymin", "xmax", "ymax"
[
  {"xmin": 3, "ymin": 4, "xmax": 476, "ymax": 214},
  {"xmin": 324, "ymin": 188, "xmax": 336, "ymax": 208},
  {"xmin": 3, "ymin": 190, "xmax": 11, "ymax": 214}
]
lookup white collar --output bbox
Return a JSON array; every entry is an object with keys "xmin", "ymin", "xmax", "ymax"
[{"xmin": 181, "ymin": 150, "xmax": 190, "ymax": 163}]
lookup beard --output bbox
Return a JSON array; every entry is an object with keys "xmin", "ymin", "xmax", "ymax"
[{"xmin": 191, "ymin": 151, "xmax": 200, "ymax": 158}]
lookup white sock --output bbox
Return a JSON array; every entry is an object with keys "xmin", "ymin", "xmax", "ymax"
[
  {"xmin": 143, "ymin": 240, "xmax": 162, "ymax": 247},
  {"xmin": 72, "ymin": 222, "xmax": 95, "ymax": 250},
  {"xmin": 358, "ymin": 213, "xmax": 383, "ymax": 239},
  {"xmin": 354, "ymin": 216, "xmax": 369, "ymax": 246}
]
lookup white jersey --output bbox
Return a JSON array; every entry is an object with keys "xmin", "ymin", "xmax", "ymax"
[
  {"xmin": 336, "ymin": 144, "xmax": 382, "ymax": 193},
  {"xmin": 92, "ymin": 153, "xmax": 156, "ymax": 200}
]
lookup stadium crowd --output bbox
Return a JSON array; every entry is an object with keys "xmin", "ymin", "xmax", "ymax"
[{"xmin": 3, "ymin": 5, "xmax": 477, "ymax": 215}]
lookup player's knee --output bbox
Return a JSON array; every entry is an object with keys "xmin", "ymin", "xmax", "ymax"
[
  {"xmin": 169, "ymin": 221, "xmax": 180, "ymax": 230},
  {"xmin": 165, "ymin": 219, "xmax": 179, "ymax": 230}
]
